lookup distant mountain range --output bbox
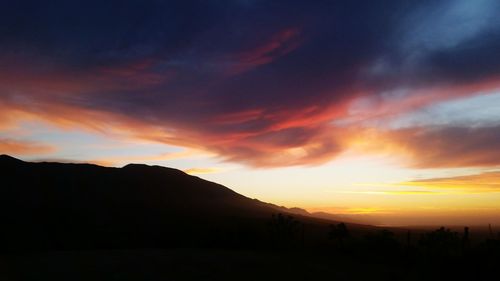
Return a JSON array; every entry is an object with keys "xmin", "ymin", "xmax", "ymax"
[{"xmin": 0, "ymin": 155, "xmax": 373, "ymax": 251}]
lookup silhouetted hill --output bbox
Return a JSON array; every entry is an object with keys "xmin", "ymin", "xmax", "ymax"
[
  {"xmin": 310, "ymin": 211, "xmax": 382, "ymax": 226},
  {"xmin": 0, "ymin": 155, "xmax": 355, "ymax": 252},
  {"xmin": 0, "ymin": 154, "xmax": 24, "ymax": 164},
  {"xmin": 4, "ymin": 156, "xmax": 497, "ymax": 281}
]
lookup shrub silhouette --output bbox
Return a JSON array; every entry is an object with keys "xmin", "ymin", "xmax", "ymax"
[
  {"xmin": 461, "ymin": 227, "xmax": 470, "ymax": 253},
  {"xmin": 329, "ymin": 222, "xmax": 350, "ymax": 249},
  {"xmin": 419, "ymin": 227, "xmax": 461, "ymax": 257},
  {"xmin": 268, "ymin": 213, "xmax": 300, "ymax": 249},
  {"xmin": 363, "ymin": 229, "xmax": 400, "ymax": 255}
]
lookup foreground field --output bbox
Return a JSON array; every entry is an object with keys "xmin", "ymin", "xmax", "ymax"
[{"xmin": 1, "ymin": 247, "xmax": 497, "ymax": 281}]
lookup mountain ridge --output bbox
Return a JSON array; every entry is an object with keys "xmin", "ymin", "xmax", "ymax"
[
  {"xmin": 1, "ymin": 155, "xmax": 375, "ymax": 251},
  {"xmin": 0, "ymin": 155, "xmax": 328, "ymax": 218}
]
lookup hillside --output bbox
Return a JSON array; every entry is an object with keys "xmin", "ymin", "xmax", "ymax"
[{"xmin": 0, "ymin": 155, "xmax": 355, "ymax": 251}]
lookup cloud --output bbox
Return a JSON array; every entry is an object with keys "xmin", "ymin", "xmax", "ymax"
[
  {"xmin": 401, "ymin": 171, "xmax": 500, "ymax": 193},
  {"xmin": 220, "ymin": 27, "xmax": 303, "ymax": 75},
  {"xmin": 0, "ymin": 138, "xmax": 54, "ymax": 155},
  {"xmin": 1, "ymin": 1, "xmax": 500, "ymax": 167},
  {"xmin": 184, "ymin": 167, "xmax": 221, "ymax": 175},
  {"xmin": 384, "ymin": 125, "xmax": 500, "ymax": 168},
  {"xmin": 89, "ymin": 149, "xmax": 209, "ymax": 167},
  {"xmin": 339, "ymin": 190, "xmax": 439, "ymax": 195}
]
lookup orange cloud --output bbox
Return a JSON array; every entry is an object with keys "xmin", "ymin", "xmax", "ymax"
[
  {"xmin": 339, "ymin": 190, "xmax": 439, "ymax": 195},
  {"xmin": 382, "ymin": 126, "xmax": 500, "ymax": 169},
  {"xmin": 347, "ymin": 123, "xmax": 500, "ymax": 170},
  {"xmin": 88, "ymin": 149, "xmax": 209, "ymax": 167},
  {"xmin": 0, "ymin": 138, "xmax": 55, "ymax": 155},
  {"xmin": 184, "ymin": 167, "xmax": 221, "ymax": 175},
  {"xmin": 401, "ymin": 171, "xmax": 500, "ymax": 193},
  {"xmin": 2, "ymin": 1, "xmax": 500, "ymax": 171},
  {"xmin": 1, "ymin": 51, "xmax": 500, "ymax": 169}
]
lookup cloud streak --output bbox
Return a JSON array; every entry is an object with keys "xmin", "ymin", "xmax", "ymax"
[
  {"xmin": 384, "ymin": 125, "xmax": 500, "ymax": 168},
  {"xmin": 401, "ymin": 171, "xmax": 500, "ymax": 193},
  {"xmin": 0, "ymin": 138, "xmax": 54, "ymax": 155},
  {"xmin": 184, "ymin": 167, "xmax": 222, "ymax": 175}
]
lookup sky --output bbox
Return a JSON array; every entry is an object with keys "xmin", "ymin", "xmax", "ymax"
[{"xmin": 1, "ymin": 0, "xmax": 500, "ymax": 226}]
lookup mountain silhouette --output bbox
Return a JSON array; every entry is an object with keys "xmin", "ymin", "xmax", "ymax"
[{"xmin": 0, "ymin": 155, "xmax": 346, "ymax": 251}]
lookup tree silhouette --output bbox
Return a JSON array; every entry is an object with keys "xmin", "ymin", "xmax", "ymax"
[
  {"xmin": 268, "ymin": 213, "xmax": 300, "ymax": 249},
  {"xmin": 329, "ymin": 222, "xmax": 350, "ymax": 249},
  {"xmin": 363, "ymin": 229, "xmax": 400, "ymax": 255},
  {"xmin": 419, "ymin": 227, "xmax": 460, "ymax": 257},
  {"xmin": 462, "ymin": 227, "xmax": 470, "ymax": 253}
]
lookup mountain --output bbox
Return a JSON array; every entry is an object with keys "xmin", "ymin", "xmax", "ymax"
[
  {"xmin": 0, "ymin": 155, "xmax": 357, "ymax": 252},
  {"xmin": 310, "ymin": 211, "xmax": 382, "ymax": 226}
]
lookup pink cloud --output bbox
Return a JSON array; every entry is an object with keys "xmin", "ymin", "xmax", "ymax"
[{"xmin": 0, "ymin": 138, "xmax": 55, "ymax": 155}]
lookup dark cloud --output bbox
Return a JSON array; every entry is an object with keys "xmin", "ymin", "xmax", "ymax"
[
  {"xmin": 1, "ymin": 0, "xmax": 500, "ymax": 166},
  {"xmin": 425, "ymin": 33, "xmax": 500, "ymax": 83}
]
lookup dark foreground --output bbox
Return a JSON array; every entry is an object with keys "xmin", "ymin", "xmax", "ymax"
[
  {"xmin": 1, "ymin": 246, "xmax": 499, "ymax": 281},
  {"xmin": 1, "ymin": 156, "xmax": 499, "ymax": 280}
]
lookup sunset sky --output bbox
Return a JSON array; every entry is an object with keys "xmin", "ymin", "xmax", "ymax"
[{"xmin": 1, "ymin": 0, "xmax": 500, "ymax": 226}]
